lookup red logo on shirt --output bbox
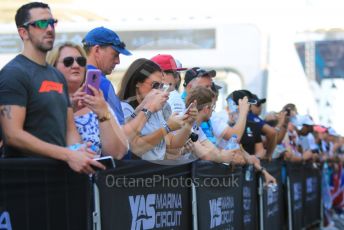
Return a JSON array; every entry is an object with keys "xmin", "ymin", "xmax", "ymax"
[{"xmin": 39, "ymin": 81, "xmax": 63, "ymax": 94}]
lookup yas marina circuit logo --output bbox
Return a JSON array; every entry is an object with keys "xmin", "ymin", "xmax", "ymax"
[
  {"xmin": 0, "ymin": 210, "xmax": 12, "ymax": 230},
  {"xmin": 129, "ymin": 193, "xmax": 183, "ymax": 230},
  {"xmin": 209, "ymin": 196, "xmax": 235, "ymax": 229}
]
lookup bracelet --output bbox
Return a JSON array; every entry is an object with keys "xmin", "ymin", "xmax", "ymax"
[
  {"xmin": 130, "ymin": 112, "xmax": 137, "ymax": 119},
  {"xmin": 259, "ymin": 166, "xmax": 266, "ymax": 173},
  {"xmin": 141, "ymin": 108, "xmax": 152, "ymax": 120},
  {"xmin": 275, "ymin": 127, "xmax": 281, "ymax": 132},
  {"xmin": 68, "ymin": 143, "xmax": 83, "ymax": 151},
  {"xmin": 98, "ymin": 111, "xmax": 111, "ymax": 122},
  {"xmin": 163, "ymin": 123, "xmax": 172, "ymax": 134}
]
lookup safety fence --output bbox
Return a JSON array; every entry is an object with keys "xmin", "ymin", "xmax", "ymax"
[{"xmin": 0, "ymin": 158, "xmax": 321, "ymax": 230}]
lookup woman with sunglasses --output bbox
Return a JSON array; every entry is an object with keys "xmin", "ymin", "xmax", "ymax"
[
  {"xmin": 47, "ymin": 42, "xmax": 128, "ymax": 159},
  {"xmin": 118, "ymin": 58, "xmax": 197, "ymax": 160}
]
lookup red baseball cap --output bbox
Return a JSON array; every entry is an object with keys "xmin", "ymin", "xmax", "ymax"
[{"xmin": 151, "ymin": 54, "xmax": 187, "ymax": 71}]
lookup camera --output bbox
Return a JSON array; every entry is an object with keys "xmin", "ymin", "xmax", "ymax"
[
  {"xmin": 285, "ymin": 108, "xmax": 291, "ymax": 116},
  {"xmin": 189, "ymin": 132, "xmax": 199, "ymax": 142}
]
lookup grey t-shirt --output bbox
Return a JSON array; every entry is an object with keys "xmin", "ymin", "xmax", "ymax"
[
  {"xmin": 121, "ymin": 102, "xmax": 167, "ymax": 160},
  {"xmin": 0, "ymin": 54, "xmax": 70, "ymax": 157}
]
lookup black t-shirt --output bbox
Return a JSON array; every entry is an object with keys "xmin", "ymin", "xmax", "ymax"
[
  {"xmin": 0, "ymin": 54, "xmax": 70, "ymax": 157},
  {"xmin": 240, "ymin": 121, "xmax": 262, "ymax": 155}
]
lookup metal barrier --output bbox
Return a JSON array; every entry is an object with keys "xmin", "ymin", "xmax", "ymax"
[{"xmin": 0, "ymin": 158, "xmax": 322, "ymax": 230}]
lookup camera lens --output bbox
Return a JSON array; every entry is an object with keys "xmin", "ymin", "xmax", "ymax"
[{"xmin": 189, "ymin": 132, "xmax": 198, "ymax": 142}]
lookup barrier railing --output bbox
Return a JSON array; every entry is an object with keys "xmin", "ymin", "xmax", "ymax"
[
  {"xmin": 0, "ymin": 158, "xmax": 322, "ymax": 230},
  {"xmin": 0, "ymin": 158, "xmax": 92, "ymax": 230}
]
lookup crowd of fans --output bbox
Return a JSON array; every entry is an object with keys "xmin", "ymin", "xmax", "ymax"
[{"xmin": 0, "ymin": 2, "xmax": 344, "ymax": 227}]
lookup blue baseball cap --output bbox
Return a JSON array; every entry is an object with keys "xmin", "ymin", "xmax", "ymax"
[{"xmin": 82, "ymin": 27, "xmax": 132, "ymax": 56}]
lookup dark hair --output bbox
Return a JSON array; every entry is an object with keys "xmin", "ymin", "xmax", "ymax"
[
  {"xmin": 186, "ymin": 86, "xmax": 215, "ymax": 111},
  {"xmin": 117, "ymin": 58, "xmax": 162, "ymax": 109},
  {"xmin": 283, "ymin": 103, "xmax": 297, "ymax": 113},
  {"xmin": 15, "ymin": 2, "xmax": 50, "ymax": 28}
]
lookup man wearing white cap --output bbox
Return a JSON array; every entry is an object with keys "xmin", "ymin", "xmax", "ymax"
[{"xmin": 292, "ymin": 115, "xmax": 318, "ymax": 158}]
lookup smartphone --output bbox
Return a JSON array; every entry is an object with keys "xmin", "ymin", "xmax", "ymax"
[
  {"xmin": 180, "ymin": 102, "xmax": 194, "ymax": 117},
  {"xmin": 161, "ymin": 83, "xmax": 171, "ymax": 92},
  {"xmin": 248, "ymin": 99, "xmax": 257, "ymax": 105},
  {"xmin": 285, "ymin": 108, "xmax": 291, "ymax": 116},
  {"xmin": 84, "ymin": 69, "xmax": 102, "ymax": 96},
  {"xmin": 92, "ymin": 156, "xmax": 116, "ymax": 171}
]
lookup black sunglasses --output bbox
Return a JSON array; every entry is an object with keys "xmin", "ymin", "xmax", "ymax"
[
  {"xmin": 62, "ymin": 56, "xmax": 87, "ymax": 68},
  {"xmin": 151, "ymin": 81, "xmax": 163, "ymax": 89},
  {"xmin": 22, "ymin": 19, "xmax": 58, "ymax": 29}
]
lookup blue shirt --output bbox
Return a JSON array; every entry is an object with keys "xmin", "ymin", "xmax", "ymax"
[
  {"xmin": 247, "ymin": 111, "xmax": 265, "ymax": 129},
  {"xmin": 86, "ymin": 65, "xmax": 124, "ymax": 125},
  {"xmin": 200, "ymin": 120, "xmax": 217, "ymax": 145},
  {"xmin": 181, "ymin": 91, "xmax": 187, "ymax": 102}
]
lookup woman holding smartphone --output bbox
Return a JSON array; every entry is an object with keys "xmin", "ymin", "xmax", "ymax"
[
  {"xmin": 47, "ymin": 42, "xmax": 127, "ymax": 159},
  {"xmin": 117, "ymin": 58, "xmax": 197, "ymax": 160}
]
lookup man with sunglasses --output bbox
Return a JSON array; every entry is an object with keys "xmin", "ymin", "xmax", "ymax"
[{"xmin": 0, "ymin": 2, "xmax": 104, "ymax": 173}]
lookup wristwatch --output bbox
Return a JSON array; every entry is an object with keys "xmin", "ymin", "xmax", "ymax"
[
  {"xmin": 163, "ymin": 123, "xmax": 172, "ymax": 134},
  {"xmin": 98, "ymin": 111, "xmax": 111, "ymax": 123},
  {"xmin": 141, "ymin": 108, "xmax": 152, "ymax": 120}
]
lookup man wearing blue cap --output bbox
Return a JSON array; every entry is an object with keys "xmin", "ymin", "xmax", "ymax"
[{"xmin": 83, "ymin": 27, "xmax": 132, "ymax": 126}]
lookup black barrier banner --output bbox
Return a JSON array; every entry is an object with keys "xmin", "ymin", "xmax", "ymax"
[
  {"xmin": 303, "ymin": 163, "xmax": 321, "ymax": 227},
  {"xmin": 95, "ymin": 160, "xmax": 192, "ymax": 230},
  {"xmin": 286, "ymin": 163, "xmax": 304, "ymax": 229},
  {"xmin": 0, "ymin": 158, "xmax": 92, "ymax": 230},
  {"xmin": 260, "ymin": 160, "xmax": 284, "ymax": 230},
  {"xmin": 193, "ymin": 161, "xmax": 243, "ymax": 230},
  {"xmin": 242, "ymin": 165, "xmax": 258, "ymax": 230}
]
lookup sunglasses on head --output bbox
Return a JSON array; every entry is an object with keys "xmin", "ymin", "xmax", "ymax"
[
  {"xmin": 22, "ymin": 19, "xmax": 58, "ymax": 29},
  {"xmin": 62, "ymin": 56, "xmax": 87, "ymax": 68}
]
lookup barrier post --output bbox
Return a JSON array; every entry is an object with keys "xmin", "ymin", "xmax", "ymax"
[
  {"xmin": 193, "ymin": 161, "xmax": 243, "ymax": 230},
  {"xmin": 259, "ymin": 160, "xmax": 284, "ymax": 230},
  {"xmin": 192, "ymin": 182, "xmax": 198, "ymax": 230}
]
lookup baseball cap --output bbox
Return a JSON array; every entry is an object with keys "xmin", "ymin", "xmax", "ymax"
[
  {"xmin": 251, "ymin": 94, "xmax": 266, "ymax": 105},
  {"xmin": 151, "ymin": 54, "xmax": 187, "ymax": 71},
  {"xmin": 328, "ymin": 127, "xmax": 339, "ymax": 136},
  {"xmin": 82, "ymin": 27, "xmax": 132, "ymax": 56},
  {"xmin": 291, "ymin": 114, "xmax": 314, "ymax": 130},
  {"xmin": 229, "ymin": 89, "xmax": 258, "ymax": 105},
  {"xmin": 314, "ymin": 125, "xmax": 327, "ymax": 133},
  {"xmin": 211, "ymin": 82, "xmax": 222, "ymax": 92},
  {"xmin": 183, "ymin": 67, "xmax": 216, "ymax": 87}
]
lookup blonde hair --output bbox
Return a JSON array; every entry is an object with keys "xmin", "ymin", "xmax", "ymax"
[
  {"xmin": 186, "ymin": 86, "xmax": 215, "ymax": 111},
  {"xmin": 46, "ymin": 42, "xmax": 86, "ymax": 67}
]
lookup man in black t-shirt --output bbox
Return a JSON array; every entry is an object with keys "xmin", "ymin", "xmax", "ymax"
[
  {"xmin": 0, "ymin": 127, "xmax": 2, "ymax": 153},
  {"xmin": 240, "ymin": 121, "xmax": 263, "ymax": 155},
  {"xmin": 0, "ymin": 2, "xmax": 103, "ymax": 173}
]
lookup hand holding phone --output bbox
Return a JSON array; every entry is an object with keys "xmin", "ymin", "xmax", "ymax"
[
  {"xmin": 161, "ymin": 83, "xmax": 171, "ymax": 92},
  {"xmin": 179, "ymin": 102, "xmax": 194, "ymax": 117},
  {"xmin": 92, "ymin": 156, "xmax": 116, "ymax": 171},
  {"xmin": 84, "ymin": 69, "xmax": 102, "ymax": 96}
]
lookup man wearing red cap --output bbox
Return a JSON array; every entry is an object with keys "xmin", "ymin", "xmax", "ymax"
[{"xmin": 151, "ymin": 54, "xmax": 187, "ymax": 114}]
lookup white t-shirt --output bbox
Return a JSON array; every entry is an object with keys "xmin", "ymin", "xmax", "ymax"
[
  {"xmin": 167, "ymin": 90, "xmax": 185, "ymax": 114},
  {"xmin": 177, "ymin": 125, "xmax": 206, "ymax": 160},
  {"xmin": 121, "ymin": 102, "xmax": 167, "ymax": 160},
  {"xmin": 210, "ymin": 111, "xmax": 230, "ymax": 149},
  {"xmin": 299, "ymin": 133, "xmax": 317, "ymax": 152},
  {"xmin": 194, "ymin": 125, "xmax": 207, "ymax": 143}
]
